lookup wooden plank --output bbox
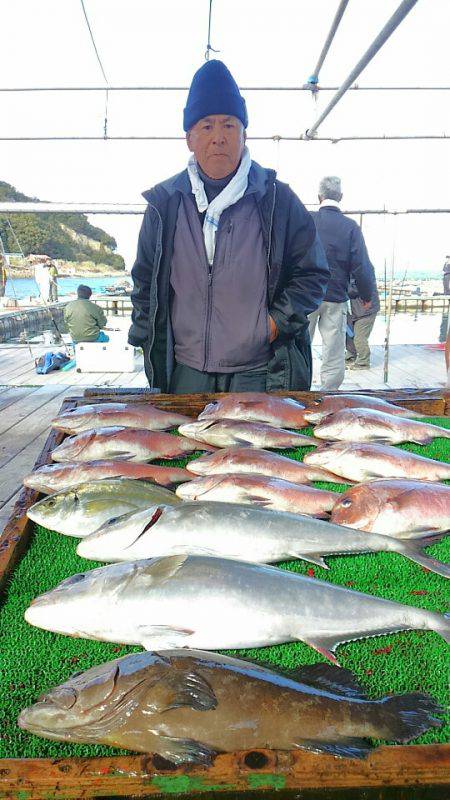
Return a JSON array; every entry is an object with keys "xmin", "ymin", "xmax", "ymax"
[
  {"xmin": 0, "ymin": 398, "xmax": 75, "ymax": 588},
  {"xmin": 0, "ymin": 386, "xmax": 70, "ymax": 438},
  {"xmin": 0, "ymin": 745, "xmax": 448, "ymax": 799},
  {"xmin": 81, "ymin": 387, "xmax": 448, "ymax": 417},
  {"xmin": 0, "ymin": 387, "xmax": 74, "ymax": 472},
  {"xmin": 0, "ymin": 386, "xmax": 41, "ymax": 413}
]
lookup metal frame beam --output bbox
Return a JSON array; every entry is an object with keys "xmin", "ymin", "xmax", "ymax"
[{"xmin": 305, "ymin": 0, "xmax": 419, "ymax": 138}]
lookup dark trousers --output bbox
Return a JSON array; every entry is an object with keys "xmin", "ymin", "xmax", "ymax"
[
  {"xmin": 169, "ymin": 362, "xmax": 268, "ymax": 394},
  {"xmin": 443, "ymin": 274, "xmax": 450, "ymax": 295},
  {"xmin": 346, "ymin": 313, "xmax": 377, "ymax": 366}
]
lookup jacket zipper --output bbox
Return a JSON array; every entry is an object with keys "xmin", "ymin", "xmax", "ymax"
[
  {"xmin": 267, "ymin": 182, "xmax": 276, "ymax": 276},
  {"xmin": 146, "ymin": 203, "xmax": 163, "ymax": 388},
  {"xmin": 203, "ymin": 219, "xmax": 232, "ymax": 372}
]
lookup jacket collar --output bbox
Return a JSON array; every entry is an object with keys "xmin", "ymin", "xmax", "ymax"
[
  {"xmin": 319, "ymin": 199, "xmax": 341, "ymax": 212},
  {"xmin": 143, "ymin": 159, "xmax": 272, "ymax": 204}
]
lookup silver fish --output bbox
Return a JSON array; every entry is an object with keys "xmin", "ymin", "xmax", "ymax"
[
  {"xmin": 187, "ymin": 446, "xmax": 350, "ymax": 483},
  {"xmin": 313, "ymin": 408, "xmax": 450, "ymax": 445},
  {"xmin": 27, "ymin": 479, "xmax": 180, "ymax": 537},
  {"xmin": 76, "ymin": 500, "xmax": 450, "ymax": 578},
  {"xmin": 17, "ymin": 650, "xmax": 444, "ymax": 762},
  {"xmin": 304, "ymin": 394, "xmax": 426, "ymax": 423},
  {"xmin": 304, "ymin": 442, "xmax": 450, "ymax": 482},
  {"xmin": 175, "ymin": 473, "xmax": 336, "ymax": 516},
  {"xmin": 25, "ymin": 555, "xmax": 450, "ymax": 660},
  {"xmin": 178, "ymin": 419, "xmax": 316, "ymax": 449}
]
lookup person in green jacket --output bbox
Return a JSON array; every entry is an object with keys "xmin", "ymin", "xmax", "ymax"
[{"xmin": 64, "ymin": 285, "xmax": 109, "ymax": 343}]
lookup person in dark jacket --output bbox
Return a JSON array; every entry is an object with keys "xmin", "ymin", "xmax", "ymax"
[
  {"xmin": 128, "ymin": 60, "xmax": 329, "ymax": 394},
  {"xmin": 308, "ymin": 176, "xmax": 375, "ymax": 390},
  {"xmin": 346, "ymin": 278, "xmax": 380, "ymax": 369}
]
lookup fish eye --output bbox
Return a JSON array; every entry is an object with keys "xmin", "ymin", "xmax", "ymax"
[
  {"xmin": 46, "ymin": 498, "xmax": 57, "ymax": 507},
  {"xmin": 341, "ymin": 498, "xmax": 352, "ymax": 507},
  {"xmin": 73, "ymin": 494, "xmax": 80, "ymax": 506},
  {"xmin": 108, "ymin": 517, "xmax": 119, "ymax": 525}
]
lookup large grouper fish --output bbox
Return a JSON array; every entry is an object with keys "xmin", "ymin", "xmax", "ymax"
[
  {"xmin": 304, "ymin": 442, "xmax": 450, "ymax": 482},
  {"xmin": 304, "ymin": 394, "xmax": 426, "ymax": 423},
  {"xmin": 76, "ymin": 500, "xmax": 450, "ymax": 579},
  {"xmin": 27, "ymin": 479, "xmax": 180, "ymax": 537},
  {"xmin": 51, "ymin": 426, "xmax": 215, "ymax": 463},
  {"xmin": 18, "ymin": 650, "xmax": 443, "ymax": 762},
  {"xmin": 331, "ymin": 479, "xmax": 450, "ymax": 538},
  {"xmin": 178, "ymin": 419, "xmax": 316, "ymax": 449},
  {"xmin": 52, "ymin": 402, "xmax": 192, "ymax": 434},
  {"xmin": 24, "ymin": 555, "xmax": 450, "ymax": 659},
  {"xmin": 23, "ymin": 460, "xmax": 191, "ymax": 495},
  {"xmin": 198, "ymin": 392, "xmax": 308, "ymax": 428},
  {"xmin": 313, "ymin": 408, "xmax": 450, "ymax": 445}
]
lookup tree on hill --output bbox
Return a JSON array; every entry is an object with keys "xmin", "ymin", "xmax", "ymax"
[{"xmin": 0, "ymin": 181, "xmax": 125, "ymax": 268}]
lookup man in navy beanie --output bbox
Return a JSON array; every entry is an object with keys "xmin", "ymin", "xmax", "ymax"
[{"xmin": 129, "ymin": 60, "xmax": 329, "ymax": 393}]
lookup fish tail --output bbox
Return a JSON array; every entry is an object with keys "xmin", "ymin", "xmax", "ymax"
[
  {"xmin": 430, "ymin": 611, "xmax": 450, "ymax": 644},
  {"xmin": 396, "ymin": 538, "xmax": 450, "ymax": 580},
  {"xmin": 379, "ymin": 693, "xmax": 444, "ymax": 743}
]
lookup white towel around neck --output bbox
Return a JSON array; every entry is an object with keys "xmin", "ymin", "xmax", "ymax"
[{"xmin": 187, "ymin": 146, "xmax": 252, "ymax": 265}]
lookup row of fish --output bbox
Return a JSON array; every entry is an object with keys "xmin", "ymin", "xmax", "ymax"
[
  {"xmin": 27, "ymin": 483, "xmax": 449, "ymax": 577},
  {"xmin": 19, "ymin": 391, "xmax": 449, "ymax": 760}
]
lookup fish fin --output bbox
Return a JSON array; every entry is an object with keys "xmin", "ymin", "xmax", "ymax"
[
  {"xmin": 380, "ymin": 693, "xmax": 444, "ymax": 743},
  {"xmin": 412, "ymin": 530, "xmax": 449, "ymax": 545},
  {"xmin": 295, "ymin": 554, "xmax": 329, "ymax": 569},
  {"xmin": 431, "ymin": 612, "xmax": 450, "ymax": 644},
  {"xmin": 299, "ymin": 638, "xmax": 340, "ymax": 665},
  {"xmin": 292, "ymin": 663, "xmax": 369, "ymax": 699},
  {"xmin": 411, "ymin": 437, "xmax": 434, "ymax": 445},
  {"xmin": 157, "ymin": 735, "xmax": 216, "ymax": 766},
  {"xmin": 366, "ymin": 437, "xmax": 392, "ymax": 445},
  {"xmin": 106, "ymin": 450, "xmax": 134, "ymax": 460},
  {"xmin": 138, "ymin": 554, "xmax": 188, "ymax": 585},
  {"xmin": 138, "ymin": 624, "xmax": 194, "ymax": 650},
  {"xmin": 161, "ymin": 670, "xmax": 217, "ymax": 713},
  {"xmin": 295, "ymin": 737, "xmax": 371, "ymax": 759},
  {"xmin": 232, "ymin": 437, "xmax": 253, "ymax": 447},
  {"xmin": 246, "ymin": 494, "xmax": 271, "ymax": 507},
  {"xmin": 76, "ymin": 665, "xmax": 120, "ymax": 712},
  {"xmin": 397, "ymin": 540, "xmax": 450, "ymax": 579}
]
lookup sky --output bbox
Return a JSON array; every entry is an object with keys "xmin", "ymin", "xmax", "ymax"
[{"xmin": 0, "ymin": 0, "xmax": 449, "ymax": 275}]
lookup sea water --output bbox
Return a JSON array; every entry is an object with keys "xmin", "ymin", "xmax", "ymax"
[{"xmin": 5, "ymin": 275, "xmax": 126, "ymax": 300}]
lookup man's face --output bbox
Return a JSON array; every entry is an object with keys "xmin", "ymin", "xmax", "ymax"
[{"xmin": 187, "ymin": 115, "xmax": 246, "ymax": 179}]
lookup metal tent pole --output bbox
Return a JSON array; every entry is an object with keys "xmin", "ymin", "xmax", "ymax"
[
  {"xmin": 305, "ymin": 0, "xmax": 419, "ymax": 138},
  {"xmin": 383, "ymin": 219, "xmax": 397, "ymax": 383},
  {"xmin": 306, "ymin": 0, "xmax": 349, "ymax": 89}
]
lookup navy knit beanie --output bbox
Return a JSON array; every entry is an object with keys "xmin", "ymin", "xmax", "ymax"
[{"xmin": 183, "ymin": 60, "xmax": 248, "ymax": 132}]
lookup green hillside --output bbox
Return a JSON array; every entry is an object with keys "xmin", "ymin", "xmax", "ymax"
[{"xmin": 0, "ymin": 181, "xmax": 125, "ymax": 269}]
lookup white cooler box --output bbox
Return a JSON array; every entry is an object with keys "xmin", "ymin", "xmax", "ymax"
[{"xmin": 75, "ymin": 340, "xmax": 136, "ymax": 372}]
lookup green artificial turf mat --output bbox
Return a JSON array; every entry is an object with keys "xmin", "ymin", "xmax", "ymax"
[{"xmin": 0, "ymin": 417, "xmax": 449, "ymax": 758}]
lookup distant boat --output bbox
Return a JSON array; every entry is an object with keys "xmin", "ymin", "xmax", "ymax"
[{"xmin": 103, "ymin": 280, "xmax": 132, "ymax": 296}]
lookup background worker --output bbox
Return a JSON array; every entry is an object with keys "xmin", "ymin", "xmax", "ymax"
[
  {"xmin": 309, "ymin": 176, "xmax": 375, "ymax": 391},
  {"xmin": 48, "ymin": 259, "xmax": 59, "ymax": 302},
  {"xmin": 128, "ymin": 59, "xmax": 329, "ymax": 394},
  {"xmin": 443, "ymin": 255, "xmax": 450, "ymax": 295},
  {"xmin": 346, "ymin": 276, "xmax": 380, "ymax": 370},
  {"xmin": 0, "ymin": 253, "xmax": 7, "ymax": 297},
  {"xmin": 64, "ymin": 284, "xmax": 109, "ymax": 344}
]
